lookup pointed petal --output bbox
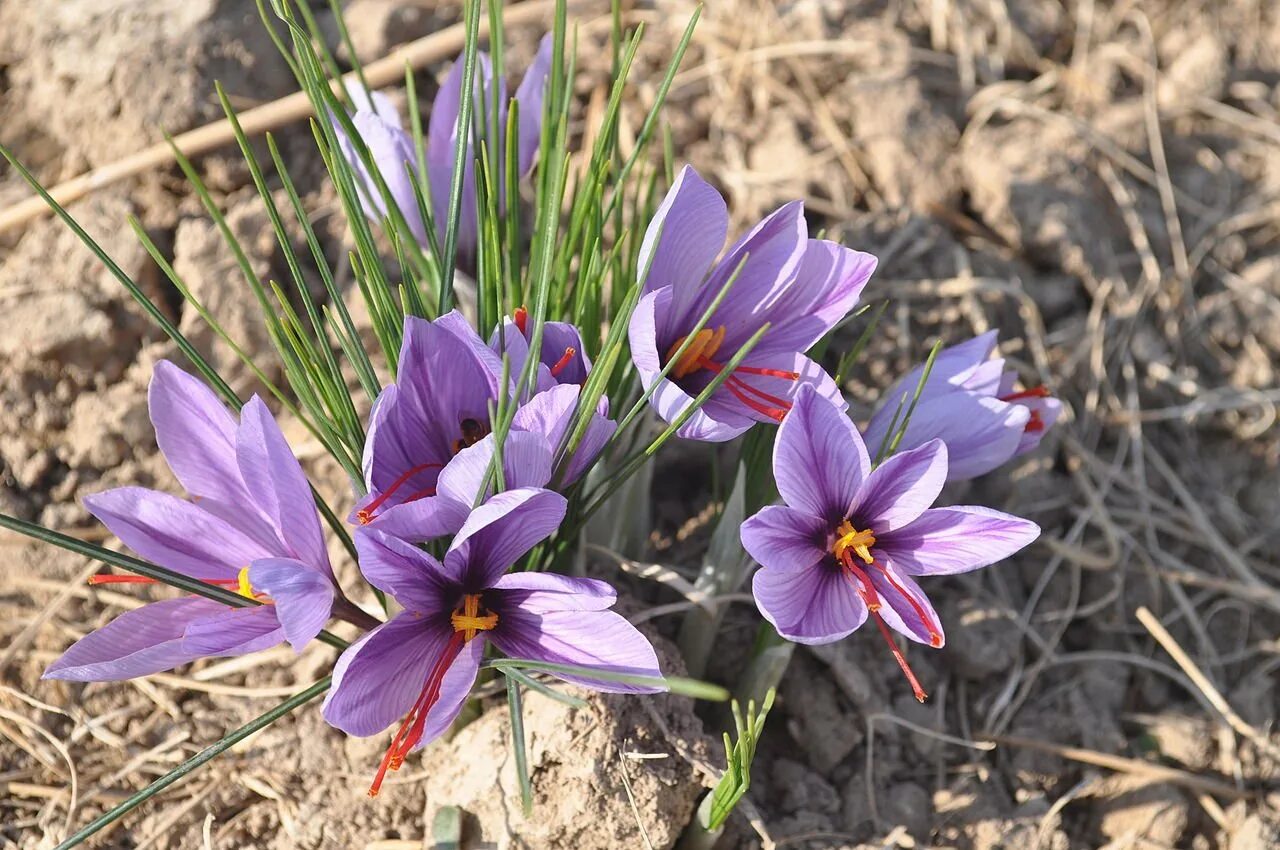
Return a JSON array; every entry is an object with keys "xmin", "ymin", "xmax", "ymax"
[
  {"xmin": 511, "ymin": 384, "xmax": 616, "ymax": 484},
  {"xmin": 870, "ymin": 332, "xmax": 1001, "ymax": 436},
  {"xmin": 182, "ymin": 605, "xmax": 284, "ymax": 657},
  {"xmin": 740, "ymin": 505, "xmax": 830, "ymax": 573},
  {"xmin": 444, "ymin": 488, "xmax": 567, "ymax": 588},
  {"xmin": 354, "ymin": 527, "xmax": 456, "ymax": 615},
  {"xmin": 514, "ymin": 33, "xmax": 553, "ymax": 174},
  {"xmin": 491, "ymin": 571, "xmax": 617, "ymax": 612},
  {"xmin": 426, "ymin": 54, "xmax": 494, "ymax": 259},
  {"xmin": 863, "ymin": 392, "xmax": 1027, "ymax": 482},
  {"xmin": 43, "ymin": 597, "xmax": 222, "ymax": 681},
  {"xmin": 760, "ymin": 240, "xmax": 877, "ymax": 353},
  {"xmin": 437, "ymin": 431, "xmax": 554, "ymax": 506},
  {"xmin": 148, "ymin": 361, "xmax": 245, "ymax": 505},
  {"xmin": 236, "ymin": 397, "xmax": 330, "ymax": 573},
  {"xmin": 865, "ymin": 559, "xmax": 945, "ymax": 647},
  {"xmin": 774, "ymin": 384, "xmax": 868, "ymax": 522},
  {"xmin": 490, "ymin": 609, "xmax": 663, "ymax": 693},
  {"xmin": 855, "ymin": 439, "xmax": 948, "ymax": 533},
  {"xmin": 248, "ymin": 558, "xmax": 336, "ymax": 651},
  {"xmin": 83, "ymin": 488, "xmax": 271, "ymax": 579},
  {"xmin": 752, "ymin": 562, "xmax": 867, "ymax": 645},
  {"xmin": 878, "ymin": 506, "xmax": 1039, "ymax": 576},
  {"xmin": 358, "ymin": 495, "xmax": 472, "ymax": 544},
  {"xmin": 347, "ymin": 107, "xmax": 428, "ymax": 245},
  {"xmin": 322, "ymin": 613, "xmax": 456, "ymax": 737},
  {"xmin": 414, "ymin": 637, "xmax": 484, "ymax": 749}
]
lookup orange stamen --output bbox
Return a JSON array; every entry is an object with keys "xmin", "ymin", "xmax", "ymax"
[
  {"xmin": 999, "ymin": 385, "xmax": 1050, "ymax": 402},
  {"xmin": 549, "ymin": 346, "xmax": 576, "ymax": 378},
  {"xmin": 513, "ymin": 306, "xmax": 528, "ymax": 336},
  {"xmin": 357, "ymin": 461, "xmax": 445, "ymax": 525}
]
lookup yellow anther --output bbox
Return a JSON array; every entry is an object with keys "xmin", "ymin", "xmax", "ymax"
[
  {"xmin": 833, "ymin": 519, "xmax": 877, "ymax": 566},
  {"xmin": 450, "ymin": 593, "xmax": 499, "ymax": 641},
  {"xmin": 665, "ymin": 325, "xmax": 726, "ymax": 379},
  {"xmin": 236, "ymin": 566, "xmax": 256, "ymax": 600}
]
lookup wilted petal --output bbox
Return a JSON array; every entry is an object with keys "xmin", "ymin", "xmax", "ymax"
[
  {"xmin": 353, "ymin": 527, "xmax": 455, "ymax": 615},
  {"xmin": 774, "ymin": 385, "xmax": 868, "ymax": 522},
  {"xmin": 490, "ymin": 608, "xmax": 663, "ymax": 693},
  {"xmin": 322, "ymin": 613, "xmax": 455, "ymax": 737},
  {"xmin": 877, "ymin": 506, "xmax": 1039, "ymax": 576},
  {"xmin": 752, "ymin": 562, "xmax": 867, "ymax": 645},
  {"xmin": 864, "ymin": 560, "xmax": 945, "ymax": 647},
  {"xmin": 249, "ymin": 558, "xmax": 336, "ymax": 651},
  {"xmin": 639, "ymin": 166, "xmax": 728, "ymax": 335},
  {"xmin": 854, "ymin": 439, "xmax": 948, "ymax": 533},
  {"xmin": 84, "ymin": 488, "xmax": 270, "ymax": 580},
  {"xmin": 740, "ymin": 505, "xmax": 829, "ymax": 573},
  {"xmin": 444, "ymin": 488, "xmax": 567, "ymax": 588},
  {"xmin": 514, "ymin": 33, "xmax": 554, "ymax": 175},
  {"xmin": 43, "ymin": 597, "xmax": 222, "ymax": 681}
]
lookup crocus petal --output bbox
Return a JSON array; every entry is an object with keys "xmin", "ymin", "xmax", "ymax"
[
  {"xmin": 740, "ymin": 505, "xmax": 830, "ymax": 573},
  {"xmin": 864, "ymin": 559, "xmax": 945, "ymax": 647},
  {"xmin": 489, "ymin": 609, "xmax": 663, "ymax": 693},
  {"xmin": 863, "ymin": 393, "xmax": 1028, "ymax": 482},
  {"xmin": 43, "ymin": 597, "xmax": 223, "ymax": 681},
  {"xmin": 182, "ymin": 605, "xmax": 284, "ymax": 657},
  {"xmin": 1015, "ymin": 396, "xmax": 1063, "ymax": 455},
  {"xmin": 877, "ymin": 506, "xmax": 1040, "ymax": 576},
  {"xmin": 427, "ymin": 53, "xmax": 496, "ymax": 258},
  {"xmin": 353, "ymin": 527, "xmax": 456, "ymax": 615},
  {"xmin": 514, "ymin": 33, "xmax": 553, "ymax": 174},
  {"xmin": 437, "ymin": 431, "xmax": 554, "ymax": 507},
  {"xmin": 83, "ymin": 488, "xmax": 270, "ymax": 580},
  {"xmin": 511, "ymin": 384, "xmax": 616, "ymax": 484},
  {"xmin": 855, "ymin": 439, "xmax": 948, "ymax": 533},
  {"xmin": 752, "ymin": 562, "xmax": 867, "ymax": 645},
  {"xmin": 871, "ymin": 332, "xmax": 1000, "ymax": 429},
  {"xmin": 639, "ymin": 165, "xmax": 728, "ymax": 334},
  {"xmin": 774, "ymin": 385, "xmax": 868, "ymax": 522},
  {"xmin": 491, "ymin": 571, "xmax": 617, "ymax": 612},
  {"xmin": 709, "ymin": 349, "xmax": 842, "ymax": 426},
  {"xmin": 236, "ymin": 396, "xmax": 330, "ymax": 574},
  {"xmin": 760, "ymin": 240, "xmax": 877, "ymax": 353},
  {"xmin": 322, "ymin": 613, "xmax": 457, "ymax": 737},
  {"xmin": 414, "ymin": 637, "xmax": 484, "ymax": 749},
  {"xmin": 248, "ymin": 558, "xmax": 336, "ymax": 651},
  {"xmin": 331, "ymin": 93, "xmax": 428, "ymax": 247},
  {"xmin": 148, "ymin": 361, "xmax": 244, "ymax": 506},
  {"xmin": 444, "ymin": 488, "xmax": 567, "ymax": 589}
]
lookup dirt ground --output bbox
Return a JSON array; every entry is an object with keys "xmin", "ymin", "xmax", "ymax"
[{"xmin": 3, "ymin": 0, "xmax": 1280, "ymax": 848}]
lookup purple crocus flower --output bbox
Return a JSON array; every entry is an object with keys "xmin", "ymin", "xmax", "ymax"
[
  {"xmin": 862, "ymin": 332, "xmax": 1063, "ymax": 480},
  {"xmin": 628, "ymin": 165, "xmax": 878, "ymax": 442},
  {"xmin": 490, "ymin": 306, "xmax": 592, "ymax": 388},
  {"xmin": 44, "ymin": 363, "xmax": 338, "ymax": 681},
  {"xmin": 323, "ymin": 490, "xmax": 662, "ymax": 795},
  {"xmin": 333, "ymin": 36, "xmax": 552, "ymax": 263},
  {"xmin": 740, "ymin": 386, "xmax": 1039, "ymax": 701},
  {"xmin": 353, "ymin": 311, "xmax": 614, "ymax": 536}
]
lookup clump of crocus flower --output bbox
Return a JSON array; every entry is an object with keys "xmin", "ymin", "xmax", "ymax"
[
  {"xmin": 46, "ymin": 362, "xmax": 343, "ymax": 680},
  {"xmin": 740, "ymin": 386, "xmax": 1040, "ymax": 701},
  {"xmin": 863, "ymin": 331, "xmax": 1061, "ymax": 479},
  {"xmin": 629, "ymin": 165, "xmax": 877, "ymax": 441}
]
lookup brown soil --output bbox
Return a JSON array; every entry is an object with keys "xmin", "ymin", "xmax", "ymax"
[{"xmin": 4, "ymin": 1, "xmax": 1280, "ymax": 848}]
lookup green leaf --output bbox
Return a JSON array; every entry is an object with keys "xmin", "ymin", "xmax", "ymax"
[
  {"xmin": 484, "ymin": 658, "xmax": 729, "ymax": 701},
  {"xmin": 507, "ymin": 675, "xmax": 534, "ymax": 815}
]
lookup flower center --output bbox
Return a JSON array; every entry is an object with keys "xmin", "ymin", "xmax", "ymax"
[
  {"xmin": 514, "ymin": 305, "xmax": 528, "ymax": 335},
  {"xmin": 235, "ymin": 566, "xmax": 257, "ymax": 600},
  {"xmin": 356, "ymin": 461, "xmax": 445, "ymax": 525},
  {"xmin": 449, "ymin": 593, "xmax": 500, "ymax": 642},
  {"xmin": 831, "ymin": 521, "xmax": 943, "ymax": 703},
  {"xmin": 998, "ymin": 385, "xmax": 1051, "ymax": 435},
  {"xmin": 663, "ymin": 324, "xmax": 801, "ymax": 422},
  {"xmin": 449, "ymin": 417, "xmax": 490, "ymax": 454}
]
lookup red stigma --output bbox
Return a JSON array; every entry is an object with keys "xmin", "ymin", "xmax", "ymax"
[
  {"xmin": 1025, "ymin": 409, "xmax": 1045, "ymax": 433},
  {"xmin": 999, "ymin": 384, "xmax": 1051, "ymax": 403},
  {"xmin": 88, "ymin": 574, "xmax": 242, "ymax": 588},
  {"xmin": 358, "ymin": 461, "xmax": 444, "ymax": 525},
  {"xmin": 838, "ymin": 549, "xmax": 936, "ymax": 702},
  {"xmin": 693, "ymin": 355, "xmax": 799, "ymax": 423},
  {"xmin": 549, "ymin": 346, "xmax": 576, "ymax": 378},
  {"xmin": 513, "ymin": 306, "xmax": 528, "ymax": 336}
]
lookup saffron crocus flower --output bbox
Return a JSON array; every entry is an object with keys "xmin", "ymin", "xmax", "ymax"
[
  {"xmin": 353, "ymin": 312, "xmax": 614, "ymax": 535},
  {"xmin": 629, "ymin": 165, "xmax": 877, "ymax": 442},
  {"xmin": 740, "ymin": 386, "xmax": 1039, "ymax": 701},
  {"xmin": 323, "ymin": 491, "xmax": 662, "ymax": 796},
  {"xmin": 45, "ymin": 363, "xmax": 338, "ymax": 681},
  {"xmin": 862, "ymin": 332, "xmax": 1063, "ymax": 480},
  {"xmin": 333, "ymin": 36, "xmax": 552, "ymax": 263},
  {"xmin": 490, "ymin": 306, "xmax": 592, "ymax": 389}
]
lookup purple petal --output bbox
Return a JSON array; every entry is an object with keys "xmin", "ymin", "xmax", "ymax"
[
  {"xmin": 148, "ymin": 361, "xmax": 244, "ymax": 505},
  {"xmin": 760, "ymin": 240, "xmax": 877, "ymax": 353},
  {"xmin": 43, "ymin": 597, "xmax": 223, "ymax": 681},
  {"xmin": 854, "ymin": 439, "xmax": 947, "ymax": 533},
  {"xmin": 489, "ymin": 608, "xmax": 663, "ymax": 694},
  {"xmin": 359, "ymin": 494, "xmax": 471, "ymax": 544},
  {"xmin": 708, "ymin": 349, "xmax": 841, "ymax": 426},
  {"xmin": 83, "ymin": 488, "xmax": 271, "ymax": 580},
  {"xmin": 864, "ymin": 559, "xmax": 945, "ymax": 647},
  {"xmin": 1015, "ymin": 396, "xmax": 1063, "ymax": 455},
  {"xmin": 539, "ymin": 321, "xmax": 592, "ymax": 385},
  {"xmin": 322, "ymin": 613, "xmax": 460, "ymax": 737},
  {"xmin": 740, "ymin": 505, "xmax": 830, "ymax": 573},
  {"xmin": 444, "ymin": 488, "xmax": 567, "ymax": 589},
  {"xmin": 774, "ymin": 385, "xmax": 868, "ymax": 522},
  {"xmin": 639, "ymin": 166, "xmax": 728, "ymax": 336},
  {"xmin": 491, "ymin": 571, "xmax": 617, "ymax": 612},
  {"xmin": 870, "ymin": 332, "xmax": 1001, "ymax": 436},
  {"xmin": 514, "ymin": 33, "xmax": 553, "ymax": 175},
  {"xmin": 752, "ymin": 562, "xmax": 867, "ymax": 645},
  {"xmin": 414, "ymin": 637, "xmax": 484, "ymax": 749},
  {"xmin": 863, "ymin": 392, "xmax": 1028, "ymax": 482},
  {"xmin": 182, "ymin": 604, "xmax": 284, "ymax": 657},
  {"xmin": 426, "ymin": 53, "xmax": 497, "ymax": 259},
  {"xmin": 437, "ymin": 431, "xmax": 555, "ymax": 505},
  {"xmin": 236, "ymin": 397, "xmax": 331, "ymax": 574},
  {"xmin": 511, "ymin": 385, "xmax": 615, "ymax": 484},
  {"xmin": 353, "ymin": 527, "xmax": 455, "ymax": 615},
  {"xmin": 878, "ymin": 506, "xmax": 1039, "ymax": 576},
  {"xmin": 332, "ymin": 96, "xmax": 428, "ymax": 247},
  {"xmin": 248, "ymin": 558, "xmax": 336, "ymax": 651}
]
